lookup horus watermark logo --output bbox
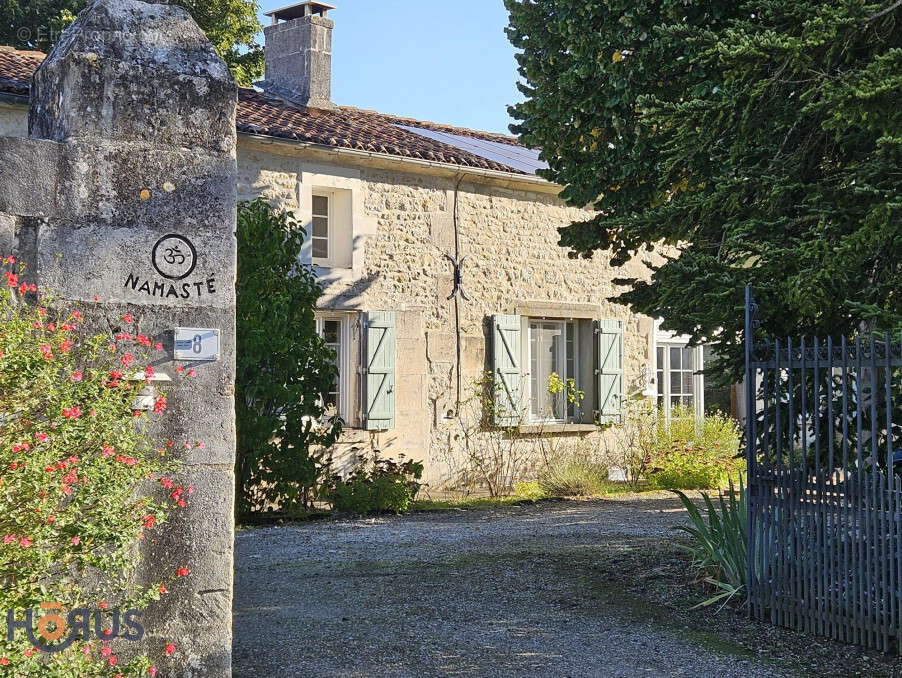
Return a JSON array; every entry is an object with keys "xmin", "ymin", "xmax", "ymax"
[{"xmin": 6, "ymin": 602, "xmax": 144, "ymax": 654}]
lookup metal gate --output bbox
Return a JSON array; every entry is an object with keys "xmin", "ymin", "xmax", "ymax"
[{"xmin": 745, "ymin": 287, "xmax": 902, "ymax": 651}]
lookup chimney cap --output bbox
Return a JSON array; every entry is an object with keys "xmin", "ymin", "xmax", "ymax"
[{"xmin": 265, "ymin": 1, "xmax": 335, "ymax": 23}]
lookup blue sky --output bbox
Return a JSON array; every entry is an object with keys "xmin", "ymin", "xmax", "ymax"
[{"xmin": 257, "ymin": 0, "xmax": 524, "ymax": 135}]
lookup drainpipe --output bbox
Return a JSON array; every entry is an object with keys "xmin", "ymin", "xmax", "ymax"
[{"xmin": 452, "ymin": 174, "xmax": 464, "ymax": 413}]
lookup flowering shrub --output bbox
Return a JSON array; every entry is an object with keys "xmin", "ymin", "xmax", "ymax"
[
  {"xmin": 646, "ymin": 406, "xmax": 741, "ymax": 490},
  {"xmin": 0, "ymin": 258, "xmax": 195, "ymax": 676}
]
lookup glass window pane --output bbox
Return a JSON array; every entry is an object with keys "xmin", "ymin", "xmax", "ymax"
[
  {"xmin": 657, "ymin": 371, "xmax": 664, "ymax": 395},
  {"xmin": 656, "ymin": 346, "xmax": 664, "ymax": 366},
  {"xmin": 312, "ymin": 195, "xmax": 329, "ymax": 216},
  {"xmin": 670, "ymin": 346, "xmax": 681, "ymax": 369},
  {"xmin": 671, "ymin": 370, "xmax": 682, "ymax": 394},
  {"xmin": 312, "ymin": 216, "xmax": 328, "ymax": 238},
  {"xmin": 323, "ymin": 321, "xmax": 340, "ymax": 343},
  {"xmin": 682, "ymin": 371, "xmax": 693, "ymax": 395},
  {"xmin": 312, "ymin": 238, "xmax": 328, "ymax": 259},
  {"xmin": 683, "ymin": 347, "xmax": 695, "ymax": 370}
]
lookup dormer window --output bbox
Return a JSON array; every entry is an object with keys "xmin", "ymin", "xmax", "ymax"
[{"xmin": 311, "ymin": 193, "xmax": 331, "ymax": 263}]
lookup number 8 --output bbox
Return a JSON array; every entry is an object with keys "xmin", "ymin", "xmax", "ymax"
[{"xmin": 193, "ymin": 334, "xmax": 202, "ymax": 354}]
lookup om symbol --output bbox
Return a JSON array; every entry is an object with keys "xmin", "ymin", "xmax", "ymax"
[
  {"xmin": 163, "ymin": 245, "xmax": 186, "ymax": 266},
  {"xmin": 151, "ymin": 234, "xmax": 197, "ymax": 280}
]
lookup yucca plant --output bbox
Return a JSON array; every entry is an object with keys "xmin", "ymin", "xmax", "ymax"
[{"xmin": 672, "ymin": 475, "xmax": 747, "ymax": 609}]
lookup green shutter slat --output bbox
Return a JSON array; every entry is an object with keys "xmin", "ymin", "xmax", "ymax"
[
  {"xmin": 596, "ymin": 319, "xmax": 623, "ymax": 424},
  {"xmin": 365, "ymin": 311, "xmax": 396, "ymax": 430},
  {"xmin": 492, "ymin": 314, "xmax": 522, "ymax": 426}
]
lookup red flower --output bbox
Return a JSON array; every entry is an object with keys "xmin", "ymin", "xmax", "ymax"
[
  {"xmin": 136, "ymin": 334, "xmax": 151, "ymax": 347},
  {"xmin": 62, "ymin": 406, "xmax": 82, "ymax": 419},
  {"xmin": 164, "ymin": 643, "xmax": 175, "ymax": 656},
  {"xmin": 4, "ymin": 255, "xmax": 14, "ymax": 263},
  {"xmin": 176, "ymin": 567, "xmax": 189, "ymax": 577},
  {"xmin": 108, "ymin": 655, "xmax": 117, "ymax": 666},
  {"xmin": 187, "ymin": 368, "xmax": 197, "ymax": 378},
  {"xmin": 149, "ymin": 666, "xmax": 157, "ymax": 676},
  {"xmin": 153, "ymin": 395, "xmax": 167, "ymax": 414},
  {"xmin": 70, "ymin": 371, "xmax": 83, "ymax": 382},
  {"xmin": 60, "ymin": 339, "xmax": 72, "ymax": 353},
  {"xmin": 71, "ymin": 536, "xmax": 80, "ymax": 545},
  {"xmin": 40, "ymin": 344, "xmax": 52, "ymax": 360},
  {"xmin": 101, "ymin": 445, "xmax": 115, "ymax": 459},
  {"xmin": 36, "ymin": 432, "xmax": 48, "ymax": 443},
  {"xmin": 122, "ymin": 313, "xmax": 133, "ymax": 324},
  {"xmin": 19, "ymin": 537, "xmax": 32, "ymax": 548},
  {"xmin": 99, "ymin": 601, "xmax": 108, "ymax": 610},
  {"xmin": 101, "ymin": 646, "xmax": 112, "ymax": 657},
  {"xmin": 154, "ymin": 342, "xmax": 163, "ymax": 351},
  {"xmin": 6, "ymin": 272, "xmax": 18, "ymax": 288},
  {"xmin": 72, "ymin": 310, "xmax": 81, "ymax": 319},
  {"xmin": 145, "ymin": 365, "xmax": 155, "ymax": 379},
  {"xmin": 158, "ymin": 584, "xmax": 167, "ymax": 594},
  {"xmin": 121, "ymin": 353, "xmax": 135, "ymax": 368},
  {"xmin": 0, "ymin": 657, "xmax": 8, "ymax": 665},
  {"xmin": 160, "ymin": 477, "xmax": 174, "ymax": 489}
]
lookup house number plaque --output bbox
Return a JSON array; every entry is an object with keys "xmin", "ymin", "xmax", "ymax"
[{"xmin": 174, "ymin": 327, "xmax": 221, "ymax": 362}]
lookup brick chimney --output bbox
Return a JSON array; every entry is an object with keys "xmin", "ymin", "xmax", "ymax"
[{"xmin": 259, "ymin": 1, "xmax": 336, "ymax": 109}]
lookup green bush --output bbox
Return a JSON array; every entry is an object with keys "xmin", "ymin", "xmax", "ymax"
[
  {"xmin": 646, "ymin": 406, "xmax": 740, "ymax": 490},
  {"xmin": 538, "ymin": 460, "xmax": 609, "ymax": 497},
  {"xmin": 235, "ymin": 199, "xmax": 341, "ymax": 517},
  {"xmin": 325, "ymin": 455, "xmax": 424, "ymax": 514},
  {"xmin": 673, "ymin": 476, "xmax": 747, "ymax": 608}
]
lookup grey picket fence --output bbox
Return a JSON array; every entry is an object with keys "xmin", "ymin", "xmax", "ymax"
[{"xmin": 745, "ymin": 287, "xmax": 902, "ymax": 651}]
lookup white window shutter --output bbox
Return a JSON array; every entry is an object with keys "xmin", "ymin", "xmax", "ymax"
[
  {"xmin": 492, "ymin": 314, "xmax": 522, "ymax": 426},
  {"xmin": 596, "ymin": 319, "xmax": 623, "ymax": 424},
  {"xmin": 365, "ymin": 311, "xmax": 396, "ymax": 430}
]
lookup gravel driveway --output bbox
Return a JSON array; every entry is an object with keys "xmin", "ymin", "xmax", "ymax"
[{"xmin": 232, "ymin": 495, "xmax": 791, "ymax": 678}]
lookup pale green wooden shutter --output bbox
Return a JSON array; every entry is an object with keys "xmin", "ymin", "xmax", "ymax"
[
  {"xmin": 492, "ymin": 314, "xmax": 522, "ymax": 426},
  {"xmin": 365, "ymin": 311, "xmax": 396, "ymax": 430},
  {"xmin": 596, "ymin": 319, "xmax": 623, "ymax": 424}
]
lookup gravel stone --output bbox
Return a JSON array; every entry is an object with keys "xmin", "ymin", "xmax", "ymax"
[{"xmin": 233, "ymin": 494, "xmax": 797, "ymax": 677}]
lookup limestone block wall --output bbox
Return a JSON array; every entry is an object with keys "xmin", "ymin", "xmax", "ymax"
[
  {"xmin": 237, "ymin": 139, "xmax": 661, "ymax": 488},
  {"xmin": 0, "ymin": 102, "xmax": 26, "ymax": 136}
]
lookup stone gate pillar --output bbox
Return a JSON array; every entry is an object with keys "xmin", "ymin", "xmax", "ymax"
[{"xmin": 0, "ymin": 0, "xmax": 238, "ymax": 674}]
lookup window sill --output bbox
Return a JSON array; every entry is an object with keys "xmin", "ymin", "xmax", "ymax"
[{"xmin": 517, "ymin": 423, "xmax": 599, "ymax": 434}]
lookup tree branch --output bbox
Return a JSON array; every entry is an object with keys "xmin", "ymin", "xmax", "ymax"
[{"xmin": 866, "ymin": 0, "xmax": 902, "ymax": 22}]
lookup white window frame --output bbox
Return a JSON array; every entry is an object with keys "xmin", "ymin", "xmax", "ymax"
[
  {"xmin": 526, "ymin": 319, "xmax": 579, "ymax": 424},
  {"xmin": 655, "ymin": 340, "xmax": 705, "ymax": 425},
  {"xmin": 311, "ymin": 191, "xmax": 332, "ymax": 266},
  {"xmin": 315, "ymin": 313, "xmax": 349, "ymax": 422}
]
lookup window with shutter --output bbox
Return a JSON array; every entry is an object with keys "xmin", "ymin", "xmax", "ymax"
[
  {"xmin": 596, "ymin": 319, "xmax": 623, "ymax": 424},
  {"xmin": 492, "ymin": 314, "xmax": 522, "ymax": 426},
  {"xmin": 364, "ymin": 311, "xmax": 395, "ymax": 430}
]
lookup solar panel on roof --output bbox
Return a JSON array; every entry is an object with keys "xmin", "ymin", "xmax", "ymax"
[{"xmin": 394, "ymin": 125, "xmax": 548, "ymax": 175}]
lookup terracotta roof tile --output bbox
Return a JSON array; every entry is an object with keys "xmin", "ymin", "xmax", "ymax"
[
  {"xmin": 0, "ymin": 47, "xmax": 531, "ymax": 175},
  {"xmin": 0, "ymin": 47, "xmax": 45, "ymax": 96}
]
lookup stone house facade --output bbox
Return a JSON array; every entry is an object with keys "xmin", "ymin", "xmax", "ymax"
[{"xmin": 0, "ymin": 1, "xmax": 731, "ymax": 489}]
